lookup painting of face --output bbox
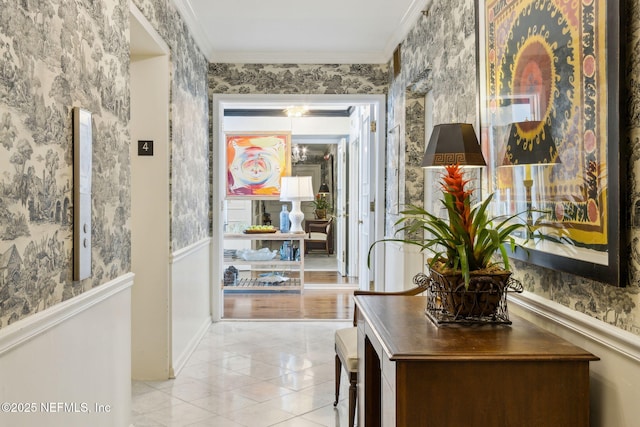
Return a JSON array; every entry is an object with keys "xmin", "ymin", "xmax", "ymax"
[{"xmin": 226, "ymin": 133, "xmax": 291, "ymax": 198}]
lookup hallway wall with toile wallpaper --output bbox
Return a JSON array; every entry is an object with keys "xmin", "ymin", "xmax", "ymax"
[
  {"xmin": 385, "ymin": 0, "xmax": 640, "ymax": 336},
  {"xmin": 0, "ymin": 0, "xmax": 209, "ymax": 328},
  {"xmin": 0, "ymin": 0, "xmax": 210, "ymax": 423}
]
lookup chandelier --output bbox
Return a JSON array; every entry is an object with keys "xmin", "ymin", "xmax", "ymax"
[{"xmin": 292, "ymin": 144, "xmax": 307, "ymax": 163}]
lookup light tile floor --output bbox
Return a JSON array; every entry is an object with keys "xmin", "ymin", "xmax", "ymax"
[{"xmin": 132, "ymin": 321, "xmax": 354, "ymax": 426}]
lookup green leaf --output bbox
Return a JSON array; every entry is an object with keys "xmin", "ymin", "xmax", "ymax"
[{"xmin": 457, "ymin": 243, "xmax": 470, "ymax": 288}]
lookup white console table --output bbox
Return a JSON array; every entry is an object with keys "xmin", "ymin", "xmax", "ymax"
[{"xmin": 223, "ymin": 232, "xmax": 305, "ymax": 292}]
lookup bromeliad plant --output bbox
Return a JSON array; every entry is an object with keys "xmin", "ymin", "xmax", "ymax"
[
  {"xmin": 312, "ymin": 193, "xmax": 331, "ymax": 211},
  {"xmin": 377, "ymin": 164, "xmax": 529, "ymax": 289}
]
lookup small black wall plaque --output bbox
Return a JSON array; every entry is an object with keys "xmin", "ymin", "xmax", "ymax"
[{"xmin": 138, "ymin": 140, "xmax": 154, "ymax": 156}]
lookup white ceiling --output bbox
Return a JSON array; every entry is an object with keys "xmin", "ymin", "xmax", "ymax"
[{"xmin": 173, "ymin": 0, "xmax": 429, "ymax": 64}]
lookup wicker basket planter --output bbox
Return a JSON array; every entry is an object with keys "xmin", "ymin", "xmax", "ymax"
[{"xmin": 429, "ymin": 267, "xmax": 510, "ymax": 318}]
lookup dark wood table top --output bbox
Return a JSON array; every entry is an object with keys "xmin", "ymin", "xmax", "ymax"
[{"xmin": 355, "ymin": 295, "xmax": 599, "ymax": 362}]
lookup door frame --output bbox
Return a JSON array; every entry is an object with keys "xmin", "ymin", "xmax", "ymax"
[
  {"xmin": 210, "ymin": 94, "xmax": 386, "ymax": 320},
  {"xmin": 130, "ymin": 3, "xmax": 172, "ymax": 378},
  {"xmin": 336, "ymin": 137, "xmax": 348, "ymax": 276},
  {"xmin": 347, "ymin": 132, "xmax": 360, "ymax": 279}
]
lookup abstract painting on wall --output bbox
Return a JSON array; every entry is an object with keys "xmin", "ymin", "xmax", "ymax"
[
  {"xmin": 225, "ymin": 132, "xmax": 291, "ymax": 198},
  {"xmin": 476, "ymin": 0, "xmax": 625, "ymax": 285}
]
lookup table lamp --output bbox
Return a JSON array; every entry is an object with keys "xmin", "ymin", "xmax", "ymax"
[
  {"xmin": 420, "ymin": 123, "xmax": 486, "ymax": 167},
  {"xmin": 503, "ymin": 121, "xmax": 559, "ymax": 167},
  {"xmin": 318, "ymin": 182, "xmax": 330, "ymax": 194},
  {"xmin": 502, "ymin": 120, "xmax": 561, "ymax": 229},
  {"xmin": 280, "ymin": 176, "xmax": 314, "ymax": 233}
]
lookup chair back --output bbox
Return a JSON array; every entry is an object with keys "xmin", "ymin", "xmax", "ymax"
[
  {"xmin": 352, "ymin": 272, "xmax": 430, "ymax": 326},
  {"xmin": 324, "ymin": 217, "xmax": 333, "ymax": 234}
]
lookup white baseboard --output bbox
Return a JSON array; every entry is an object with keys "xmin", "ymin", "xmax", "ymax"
[{"xmin": 172, "ymin": 316, "xmax": 211, "ymax": 377}]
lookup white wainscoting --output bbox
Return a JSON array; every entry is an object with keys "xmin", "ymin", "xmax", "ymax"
[
  {"xmin": 510, "ymin": 291, "xmax": 640, "ymax": 427},
  {"xmin": 0, "ymin": 273, "xmax": 133, "ymax": 427},
  {"xmin": 171, "ymin": 238, "xmax": 212, "ymax": 376},
  {"xmin": 383, "ymin": 241, "xmax": 425, "ymax": 292}
]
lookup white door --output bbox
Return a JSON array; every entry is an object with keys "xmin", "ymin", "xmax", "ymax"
[
  {"xmin": 358, "ymin": 106, "xmax": 373, "ymax": 289},
  {"xmin": 347, "ymin": 135, "xmax": 360, "ymax": 278},
  {"xmin": 336, "ymin": 138, "xmax": 348, "ymax": 276}
]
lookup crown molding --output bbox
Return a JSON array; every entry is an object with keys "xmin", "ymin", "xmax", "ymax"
[
  {"xmin": 209, "ymin": 50, "xmax": 388, "ymax": 65},
  {"xmin": 381, "ymin": 0, "xmax": 430, "ymax": 61},
  {"xmin": 172, "ymin": 0, "xmax": 216, "ymax": 60}
]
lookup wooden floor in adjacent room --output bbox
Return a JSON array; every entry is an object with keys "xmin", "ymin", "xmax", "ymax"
[{"xmin": 223, "ymin": 270, "xmax": 359, "ymax": 320}]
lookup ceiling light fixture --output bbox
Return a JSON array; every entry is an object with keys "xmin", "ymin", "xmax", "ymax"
[
  {"xmin": 292, "ymin": 144, "xmax": 307, "ymax": 164},
  {"xmin": 285, "ymin": 106, "xmax": 309, "ymax": 117}
]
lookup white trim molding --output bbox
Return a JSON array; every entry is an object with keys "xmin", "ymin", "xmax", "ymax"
[
  {"xmin": 510, "ymin": 291, "xmax": 640, "ymax": 363},
  {"xmin": 0, "ymin": 273, "xmax": 134, "ymax": 356},
  {"xmin": 172, "ymin": 0, "xmax": 214, "ymax": 60},
  {"xmin": 211, "ymin": 50, "xmax": 389, "ymax": 65},
  {"xmin": 382, "ymin": 0, "xmax": 430, "ymax": 60},
  {"xmin": 131, "ymin": 2, "xmax": 170, "ymax": 54},
  {"xmin": 171, "ymin": 237, "xmax": 211, "ymax": 263}
]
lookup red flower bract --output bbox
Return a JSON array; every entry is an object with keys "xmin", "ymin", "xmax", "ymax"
[
  {"xmin": 369, "ymin": 162, "xmax": 529, "ymax": 289},
  {"xmin": 442, "ymin": 164, "xmax": 475, "ymax": 240}
]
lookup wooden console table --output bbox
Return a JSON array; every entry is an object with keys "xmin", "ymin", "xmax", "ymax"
[{"xmin": 355, "ymin": 295, "xmax": 599, "ymax": 427}]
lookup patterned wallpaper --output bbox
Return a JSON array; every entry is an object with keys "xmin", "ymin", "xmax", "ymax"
[
  {"xmin": 2, "ymin": 0, "xmax": 636, "ymax": 337},
  {"xmin": 386, "ymin": 0, "xmax": 477, "ymax": 233},
  {"xmin": 133, "ymin": 0, "xmax": 210, "ymax": 251},
  {"xmin": 387, "ymin": 0, "xmax": 640, "ymax": 336},
  {"xmin": 0, "ymin": 0, "xmax": 130, "ymax": 328},
  {"xmin": 209, "ymin": 63, "xmax": 388, "ymax": 95},
  {"xmin": 0, "ymin": 0, "xmax": 209, "ymax": 328}
]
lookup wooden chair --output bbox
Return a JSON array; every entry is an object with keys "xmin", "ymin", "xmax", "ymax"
[
  {"xmin": 304, "ymin": 217, "xmax": 334, "ymax": 255},
  {"xmin": 333, "ymin": 273, "xmax": 430, "ymax": 427}
]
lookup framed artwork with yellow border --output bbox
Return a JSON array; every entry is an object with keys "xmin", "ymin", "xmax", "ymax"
[
  {"xmin": 476, "ymin": 0, "xmax": 627, "ymax": 285},
  {"xmin": 225, "ymin": 132, "xmax": 291, "ymax": 199}
]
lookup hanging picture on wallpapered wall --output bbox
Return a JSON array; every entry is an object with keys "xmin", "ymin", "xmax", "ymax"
[
  {"xmin": 225, "ymin": 132, "xmax": 291, "ymax": 198},
  {"xmin": 476, "ymin": 0, "xmax": 625, "ymax": 286}
]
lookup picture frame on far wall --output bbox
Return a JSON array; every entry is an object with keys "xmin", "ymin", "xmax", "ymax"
[
  {"xmin": 476, "ymin": 0, "xmax": 627, "ymax": 286},
  {"xmin": 225, "ymin": 132, "xmax": 291, "ymax": 199}
]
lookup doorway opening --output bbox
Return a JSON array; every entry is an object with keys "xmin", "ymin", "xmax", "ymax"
[
  {"xmin": 129, "ymin": 4, "xmax": 172, "ymax": 379},
  {"xmin": 212, "ymin": 94, "xmax": 386, "ymax": 320}
]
